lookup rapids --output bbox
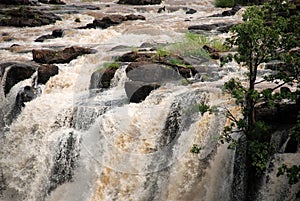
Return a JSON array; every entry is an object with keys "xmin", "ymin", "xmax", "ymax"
[{"xmin": 0, "ymin": 0, "xmax": 298, "ymax": 201}]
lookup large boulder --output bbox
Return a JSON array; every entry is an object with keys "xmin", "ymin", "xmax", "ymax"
[
  {"xmin": 125, "ymin": 63, "xmax": 183, "ymax": 103},
  {"xmin": 0, "ymin": 7, "xmax": 62, "ymax": 27},
  {"xmin": 37, "ymin": 64, "xmax": 59, "ymax": 84},
  {"xmin": 81, "ymin": 14, "xmax": 145, "ymax": 29},
  {"xmin": 32, "ymin": 46, "xmax": 96, "ymax": 64},
  {"xmin": 126, "ymin": 63, "xmax": 183, "ymax": 82},
  {"xmin": 0, "ymin": 62, "xmax": 37, "ymax": 95},
  {"xmin": 117, "ymin": 0, "xmax": 162, "ymax": 5}
]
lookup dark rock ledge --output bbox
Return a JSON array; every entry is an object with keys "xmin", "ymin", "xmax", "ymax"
[
  {"xmin": 32, "ymin": 46, "xmax": 96, "ymax": 64},
  {"xmin": 80, "ymin": 14, "xmax": 145, "ymax": 29},
  {"xmin": 0, "ymin": 7, "xmax": 61, "ymax": 27},
  {"xmin": 35, "ymin": 29, "xmax": 64, "ymax": 42},
  {"xmin": 117, "ymin": 0, "xmax": 162, "ymax": 5}
]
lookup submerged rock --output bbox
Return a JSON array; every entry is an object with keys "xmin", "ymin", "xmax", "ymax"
[
  {"xmin": 117, "ymin": 0, "xmax": 162, "ymax": 5},
  {"xmin": 210, "ymin": 5, "xmax": 242, "ymax": 17},
  {"xmin": 35, "ymin": 29, "xmax": 64, "ymax": 42},
  {"xmin": 0, "ymin": 7, "xmax": 62, "ymax": 27},
  {"xmin": 32, "ymin": 46, "xmax": 96, "ymax": 64}
]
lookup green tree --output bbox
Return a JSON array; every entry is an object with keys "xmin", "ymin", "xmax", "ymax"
[{"xmin": 221, "ymin": 0, "xmax": 300, "ymax": 197}]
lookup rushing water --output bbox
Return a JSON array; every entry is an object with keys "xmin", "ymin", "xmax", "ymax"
[{"xmin": 0, "ymin": 1, "xmax": 298, "ymax": 201}]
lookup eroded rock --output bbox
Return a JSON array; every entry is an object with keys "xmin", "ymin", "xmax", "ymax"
[{"xmin": 32, "ymin": 46, "xmax": 96, "ymax": 64}]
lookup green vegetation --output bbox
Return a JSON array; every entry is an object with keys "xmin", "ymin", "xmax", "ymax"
[
  {"xmin": 75, "ymin": 17, "xmax": 81, "ymax": 23},
  {"xmin": 277, "ymin": 163, "xmax": 300, "ymax": 198},
  {"xmin": 214, "ymin": 0, "xmax": 269, "ymax": 7},
  {"xmin": 215, "ymin": 0, "xmax": 235, "ymax": 8},
  {"xmin": 164, "ymin": 32, "xmax": 227, "ymax": 58},
  {"xmin": 190, "ymin": 144, "xmax": 202, "ymax": 154},
  {"xmin": 220, "ymin": 0, "xmax": 300, "ymax": 196},
  {"xmin": 103, "ymin": 62, "xmax": 120, "ymax": 69}
]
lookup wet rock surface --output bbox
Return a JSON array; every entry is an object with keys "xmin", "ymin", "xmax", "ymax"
[
  {"xmin": 90, "ymin": 67, "xmax": 119, "ymax": 89},
  {"xmin": 80, "ymin": 14, "xmax": 145, "ymax": 29},
  {"xmin": 0, "ymin": 7, "xmax": 62, "ymax": 27},
  {"xmin": 0, "ymin": 62, "xmax": 37, "ymax": 95},
  {"xmin": 125, "ymin": 81, "xmax": 160, "ymax": 103},
  {"xmin": 188, "ymin": 22, "xmax": 235, "ymax": 33},
  {"xmin": 37, "ymin": 64, "xmax": 59, "ymax": 84},
  {"xmin": 210, "ymin": 5, "xmax": 242, "ymax": 17},
  {"xmin": 117, "ymin": 0, "xmax": 162, "ymax": 5},
  {"xmin": 0, "ymin": 0, "xmax": 65, "ymax": 5},
  {"xmin": 35, "ymin": 29, "xmax": 64, "ymax": 42},
  {"xmin": 32, "ymin": 46, "xmax": 96, "ymax": 64}
]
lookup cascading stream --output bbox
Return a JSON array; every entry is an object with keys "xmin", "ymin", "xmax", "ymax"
[{"xmin": 0, "ymin": 1, "xmax": 272, "ymax": 201}]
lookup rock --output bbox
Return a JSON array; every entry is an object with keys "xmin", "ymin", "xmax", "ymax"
[
  {"xmin": 0, "ymin": 62, "xmax": 37, "ymax": 95},
  {"xmin": 0, "ymin": 0, "xmax": 65, "ymax": 4},
  {"xmin": 7, "ymin": 86, "xmax": 36, "ymax": 124},
  {"xmin": 39, "ymin": 0, "xmax": 65, "ymax": 4},
  {"xmin": 186, "ymin": 8, "xmax": 197, "ymax": 14},
  {"xmin": 209, "ymin": 52, "xmax": 221, "ymax": 60},
  {"xmin": 284, "ymin": 137, "xmax": 299, "ymax": 153},
  {"xmin": 126, "ymin": 63, "xmax": 165, "ymax": 82},
  {"xmin": 222, "ymin": 5, "xmax": 242, "ymax": 16},
  {"xmin": 32, "ymin": 46, "xmax": 96, "ymax": 64},
  {"xmin": 125, "ymin": 81, "xmax": 160, "ymax": 103},
  {"xmin": 90, "ymin": 67, "xmax": 118, "ymax": 89},
  {"xmin": 125, "ymin": 14, "xmax": 146, "ymax": 21},
  {"xmin": 124, "ymin": 62, "xmax": 184, "ymax": 102},
  {"xmin": 118, "ymin": 51, "xmax": 155, "ymax": 62},
  {"xmin": 176, "ymin": 66, "xmax": 195, "ymax": 78},
  {"xmin": 35, "ymin": 29, "xmax": 64, "ymax": 42},
  {"xmin": 117, "ymin": 0, "xmax": 162, "ymax": 5},
  {"xmin": 188, "ymin": 23, "xmax": 235, "ymax": 33},
  {"xmin": 0, "ymin": 0, "xmax": 36, "ymax": 5},
  {"xmin": 158, "ymin": 6, "xmax": 166, "ymax": 13},
  {"xmin": 15, "ymin": 86, "xmax": 36, "ymax": 107},
  {"xmin": 81, "ymin": 14, "xmax": 145, "ymax": 29},
  {"xmin": 0, "ymin": 7, "xmax": 62, "ymax": 27},
  {"xmin": 37, "ymin": 64, "xmax": 59, "ymax": 84},
  {"xmin": 203, "ymin": 45, "xmax": 218, "ymax": 53},
  {"xmin": 210, "ymin": 5, "xmax": 242, "ymax": 17}
]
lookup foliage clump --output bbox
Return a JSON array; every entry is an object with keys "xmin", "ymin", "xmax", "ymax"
[{"xmin": 220, "ymin": 0, "xmax": 299, "ymax": 189}]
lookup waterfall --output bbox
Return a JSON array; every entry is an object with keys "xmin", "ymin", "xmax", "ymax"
[{"xmin": 1, "ymin": 0, "xmax": 289, "ymax": 200}]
